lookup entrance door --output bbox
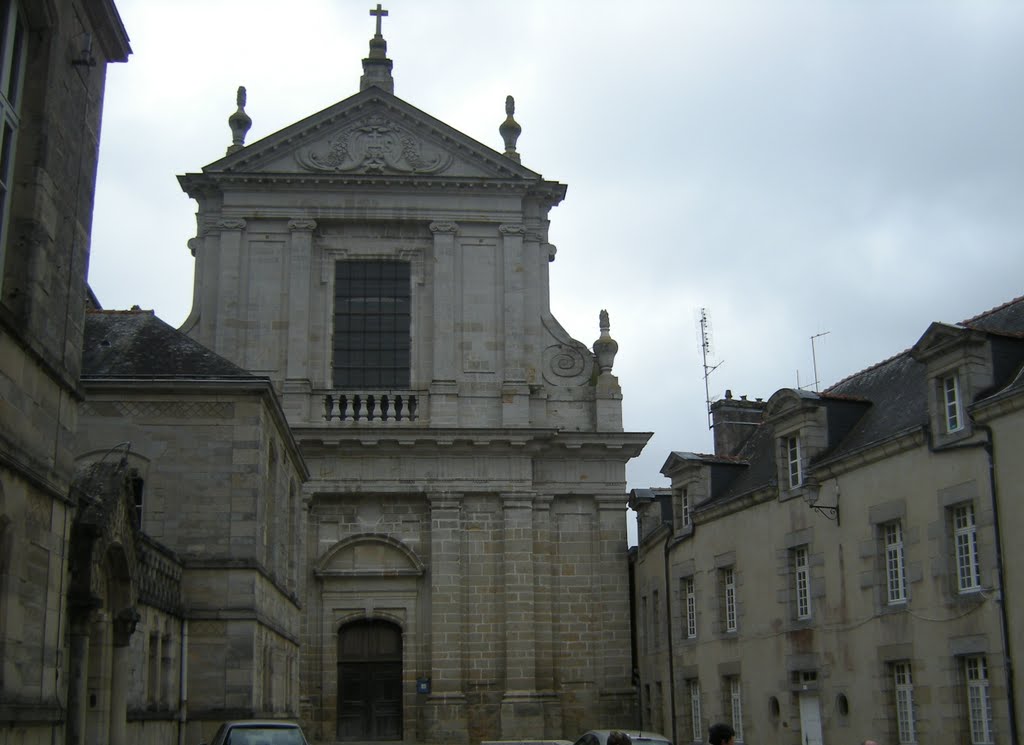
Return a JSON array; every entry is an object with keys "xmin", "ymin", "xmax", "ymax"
[
  {"xmin": 798, "ymin": 693, "xmax": 823, "ymax": 745},
  {"xmin": 338, "ymin": 620, "xmax": 403, "ymax": 741}
]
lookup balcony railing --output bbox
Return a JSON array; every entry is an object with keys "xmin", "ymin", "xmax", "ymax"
[{"xmin": 322, "ymin": 391, "xmax": 422, "ymax": 423}]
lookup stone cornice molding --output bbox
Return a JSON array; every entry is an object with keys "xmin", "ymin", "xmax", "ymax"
[{"xmin": 288, "ymin": 219, "xmax": 317, "ymax": 232}]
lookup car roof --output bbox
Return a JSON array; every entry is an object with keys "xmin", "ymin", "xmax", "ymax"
[
  {"xmin": 221, "ymin": 721, "xmax": 301, "ymax": 728},
  {"xmin": 579, "ymin": 731, "xmax": 672, "ymax": 742}
]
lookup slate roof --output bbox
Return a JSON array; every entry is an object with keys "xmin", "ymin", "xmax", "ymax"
[
  {"xmin": 692, "ymin": 296, "xmax": 1024, "ymax": 508},
  {"xmin": 82, "ymin": 310, "xmax": 257, "ymax": 380}
]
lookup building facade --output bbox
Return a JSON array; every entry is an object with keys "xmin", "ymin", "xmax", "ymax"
[
  {"xmin": 631, "ymin": 298, "xmax": 1024, "ymax": 745},
  {"xmin": 173, "ymin": 24, "xmax": 649, "ymax": 744},
  {"xmin": 0, "ymin": 1, "xmax": 130, "ymax": 744}
]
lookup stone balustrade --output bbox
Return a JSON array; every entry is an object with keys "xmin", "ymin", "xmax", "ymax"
[{"xmin": 322, "ymin": 390, "xmax": 423, "ymax": 423}]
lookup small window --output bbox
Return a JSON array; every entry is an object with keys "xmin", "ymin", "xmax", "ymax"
[
  {"xmin": 728, "ymin": 676, "xmax": 744, "ymax": 742},
  {"xmin": 688, "ymin": 679, "xmax": 702, "ymax": 741},
  {"xmin": 943, "ymin": 374, "xmax": 964, "ymax": 433},
  {"xmin": 786, "ymin": 436, "xmax": 802, "ymax": 488},
  {"xmin": 683, "ymin": 576, "xmax": 697, "ymax": 639},
  {"xmin": 965, "ymin": 656, "xmax": 993, "ymax": 745},
  {"xmin": 681, "ymin": 487, "xmax": 691, "ymax": 529},
  {"xmin": 953, "ymin": 503, "xmax": 981, "ymax": 593},
  {"xmin": 893, "ymin": 661, "xmax": 917, "ymax": 744},
  {"xmin": 722, "ymin": 567, "xmax": 737, "ymax": 633},
  {"xmin": 884, "ymin": 521, "xmax": 908, "ymax": 604},
  {"xmin": 0, "ymin": 0, "xmax": 26, "ymax": 272},
  {"xmin": 793, "ymin": 546, "xmax": 811, "ymax": 620}
]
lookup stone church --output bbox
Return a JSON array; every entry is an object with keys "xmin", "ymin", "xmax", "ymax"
[
  {"xmin": 168, "ymin": 15, "xmax": 650, "ymax": 742},
  {"xmin": 0, "ymin": 4, "xmax": 648, "ymax": 744}
]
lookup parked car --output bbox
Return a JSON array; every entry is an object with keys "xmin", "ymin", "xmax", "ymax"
[
  {"xmin": 201, "ymin": 720, "xmax": 309, "ymax": 745},
  {"xmin": 572, "ymin": 730, "xmax": 673, "ymax": 745}
]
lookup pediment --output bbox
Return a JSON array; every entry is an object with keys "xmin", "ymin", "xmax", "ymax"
[
  {"xmin": 202, "ymin": 89, "xmax": 540, "ymax": 182},
  {"xmin": 909, "ymin": 322, "xmax": 971, "ymax": 362},
  {"xmin": 314, "ymin": 533, "xmax": 425, "ymax": 577}
]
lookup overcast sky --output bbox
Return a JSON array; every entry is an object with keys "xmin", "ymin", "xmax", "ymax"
[{"xmin": 91, "ymin": 1, "xmax": 1024, "ymax": 527}]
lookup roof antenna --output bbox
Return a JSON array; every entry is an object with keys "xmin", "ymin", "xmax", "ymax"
[
  {"xmin": 810, "ymin": 331, "xmax": 830, "ymax": 392},
  {"xmin": 697, "ymin": 307, "xmax": 723, "ymax": 429}
]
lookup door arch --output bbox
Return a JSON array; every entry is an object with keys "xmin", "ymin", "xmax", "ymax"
[{"xmin": 337, "ymin": 619, "xmax": 403, "ymax": 741}]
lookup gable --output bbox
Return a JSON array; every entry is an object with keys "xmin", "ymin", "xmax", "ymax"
[{"xmin": 201, "ymin": 89, "xmax": 541, "ymax": 182}]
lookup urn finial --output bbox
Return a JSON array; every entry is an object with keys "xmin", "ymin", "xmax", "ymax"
[
  {"xmin": 226, "ymin": 86, "xmax": 252, "ymax": 155},
  {"xmin": 593, "ymin": 309, "xmax": 619, "ymax": 375},
  {"xmin": 499, "ymin": 95, "xmax": 522, "ymax": 163}
]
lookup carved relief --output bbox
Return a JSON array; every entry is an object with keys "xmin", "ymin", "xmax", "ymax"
[
  {"xmin": 288, "ymin": 219, "xmax": 318, "ymax": 232},
  {"xmin": 542, "ymin": 342, "xmax": 594, "ymax": 386},
  {"xmin": 217, "ymin": 219, "xmax": 247, "ymax": 231},
  {"xmin": 429, "ymin": 221, "xmax": 458, "ymax": 234},
  {"xmin": 297, "ymin": 115, "xmax": 453, "ymax": 174},
  {"xmin": 498, "ymin": 223, "xmax": 525, "ymax": 236}
]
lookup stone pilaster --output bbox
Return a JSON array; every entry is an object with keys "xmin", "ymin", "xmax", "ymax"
[
  {"xmin": 67, "ymin": 611, "xmax": 94, "ymax": 745},
  {"xmin": 500, "ymin": 493, "xmax": 544, "ymax": 738},
  {"xmin": 284, "ymin": 219, "xmax": 317, "ymax": 421},
  {"xmin": 214, "ymin": 218, "xmax": 246, "ymax": 358},
  {"xmin": 429, "ymin": 222, "xmax": 459, "ymax": 426},
  {"xmin": 500, "ymin": 223, "xmax": 529, "ymax": 427},
  {"xmin": 595, "ymin": 494, "xmax": 636, "ymax": 721},
  {"xmin": 425, "ymin": 492, "xmax": 468, "ymax": 743}
]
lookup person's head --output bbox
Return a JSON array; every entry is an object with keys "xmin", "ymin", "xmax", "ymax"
[
  {"xmin": 709, "ymin": 723, "xmax": 736, "ymax": 745},
  {"xmin": 607, "ymin": 732, "xmax": 632, "ymax": 745},
  {"xmin": 863, "ymin": 740, "xmax": 880, "ymax": 745}
]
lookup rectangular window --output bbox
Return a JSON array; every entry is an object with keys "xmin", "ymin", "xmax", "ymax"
[
  {"xmin": 729, "ymin": 676, "xmax": 744, "ymax": 742},
  {"xmin": 965, "ymin": 656, "xmax": 993, "ymax": 745},
  {"xmin": 893, "ymin": 661, "xmax": 916, "ymax": 744},
  {"xmin": 681, "ymin": 487, "xmax": 691, "ymax": 528},
  {"xmin": 640, "ymin": 596, "xmax": 648, "ymax": 654},
  {"xmin": 332, "ymin": 260, "xmax": 411, "ymax": 389},
  {"xmin": 884, "ymin": 521, "xmax": 908, "ymax": 604},
  {"xmin": 684, "ymin": 577, "xmax": 697, "ymax": 639},
  {"xmin": 954, "ymin": 503, "xmax": 981, "ymax": 593},
  {"xmin": 723, "ymin": 567, "xmax": 737, "ymax": 632},
  {"xmin": 787, "ymin": 436, "xmax": 802, "ymax": 488},
  {"xmin": 794, "ymin": 546, "xmax": 811, "ymax": 620},
  {"xmin": 0, "ymin": 0, "xmax": 26, "ymax": 271},
  {"xmin": 944, "ymin": 375, "xmax": 964, "ymax": 433},
  {"xmin": 689, "ymin": 679, "xmax": 702, "ymax": 742}
]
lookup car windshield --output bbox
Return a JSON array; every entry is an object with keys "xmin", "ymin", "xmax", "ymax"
[{"xmin": 225, "ymin": 726, "xmax": 305, "ymax": 745}]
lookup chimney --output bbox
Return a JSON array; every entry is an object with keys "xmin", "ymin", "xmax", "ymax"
[{"xmin": 711, "ymin": 390, "xmax": 766, "ymax": 457}]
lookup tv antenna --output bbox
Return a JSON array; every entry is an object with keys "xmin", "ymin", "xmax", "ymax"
[
  {"xmin": 810, "ymin": 331, "xmax": 830, "ymax": 392},
  {"xmin": 697, "ymin": 308, "xmax": 723, "ymax": 429}
]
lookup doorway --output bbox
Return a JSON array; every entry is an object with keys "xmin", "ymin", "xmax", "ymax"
[
  {"xmin": 798, "ymin": 692, "xmax": 823, "ymax": 745},
  {"xmin": 337, "ymin": 619, "xmax": 403, "ymax": 741}
]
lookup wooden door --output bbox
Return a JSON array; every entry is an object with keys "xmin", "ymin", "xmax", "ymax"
[{"xmin": 337, "ymin": 620, "xmax": 402, "ymax": 740}]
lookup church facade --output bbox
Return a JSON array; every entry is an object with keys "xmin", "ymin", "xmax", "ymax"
[{"xmin": 168, "ymin": 15, "xmax": 649, "ymax": 745}]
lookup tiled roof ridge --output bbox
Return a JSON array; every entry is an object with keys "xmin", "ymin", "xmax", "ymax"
[
  {"xmin": 960, "ymin": 294, "xmax": 1024, "ymax": 327},
  {"xmin": 823, "ymin": 347, "xmax": 913, "ymax": 393},
  {"xmin": 88, "ymin": 307, "xmax": 155, "ymax": 315}
]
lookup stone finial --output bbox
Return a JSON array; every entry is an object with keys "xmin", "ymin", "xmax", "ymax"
[
  {"xmin": 226, "ymin": 86, "xmax": 252, "ymax": 155},
  {"xmin": 361, "ymin": 4, "xmax": 395, "ymax": 93},
  {"xmin": 593, "ymin": 309, "xmax": 619, "ymax": 375},
  {"xmin": 499, "ymin": 95, "xmax": 522, "ymax": 163}
]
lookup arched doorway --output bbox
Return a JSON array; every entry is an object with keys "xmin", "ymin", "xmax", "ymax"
[{"xmin": 337, "ymin": 619, "xmax": 402, "ymax": 741}]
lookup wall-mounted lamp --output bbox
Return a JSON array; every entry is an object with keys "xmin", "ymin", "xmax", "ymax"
[
  {"xmin": 71, "ymin": 32, "xmax": 96, "ymax": 67},
  {"xmin": 803, "ymin": 480, "xmax": 839, "ymax": 522}
]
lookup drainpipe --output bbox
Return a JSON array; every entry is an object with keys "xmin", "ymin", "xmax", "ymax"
[
  {"xmin": 663, "ymin": 530, "xmax": 677, "ymax": 745},
  {"xmin": 977, "ymin": 425, "xmax": 1018, "ymax": 745},
  {"xmin": 178, "ymin": 618, "xmax": 188, "ymax": 745}
]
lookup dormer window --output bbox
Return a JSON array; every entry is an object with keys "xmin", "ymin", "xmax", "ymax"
[
  {"xmin": 681, "ymin": 487, "xmax": 691, "ymax": 528},
  {"xmin": 786, "ymin": 436, "xmax": 802, "ymax": 488},
  {"xmin": 943, "ymin": 374, "xmax": 963, "ymax": 433}
]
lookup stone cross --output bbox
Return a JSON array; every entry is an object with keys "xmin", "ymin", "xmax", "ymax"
[{"xmin": 370, "ymin": 4, "xmax": 388, "ymax": 36}]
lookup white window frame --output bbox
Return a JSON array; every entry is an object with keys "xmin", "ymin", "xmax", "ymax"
[
  {"xmin": 0, "ymin": 0, "xmax": 27, "ymax": 272},
  {"xmin": 786, "ymin": 435, "xmax": 802, "ymax": 488},
  {"xmin": 943, "ymin": 374, "xmax": 964, "ymax": 433},
  {"xmin": 965, "ymin": 656, "xmax": 993, "ymax": 745},
  {"xmin": 885, "ymin": 521, "xmax": 908, "ymax": 604},
  {"xmin": 723, "ymin": 567, "xmax": 737, "ymax": 632},
  {"xmin": 954, "ymin": 503, "xmax": 981, "ymax": 593},
  {"xmin": 689, "ymin": 679, "xmax": 702, "ymax": 742},
  {"xmin": 681, "ymin": 487, "xmax": 691, "ymax": 528},
  {"xmin": 684, "ymin": 577, "xmax": 697, "ymax": 639},
  {"xmin": 794, "ymin": 546, "xmax": 811, "ymax": 620},
  {"xmin": 729, "ymin": 676, "xmax": 744, "ymax": 742},
  {"xmin": 893, "ymin": 661, "xmax": 916, "ymax": 745}
]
